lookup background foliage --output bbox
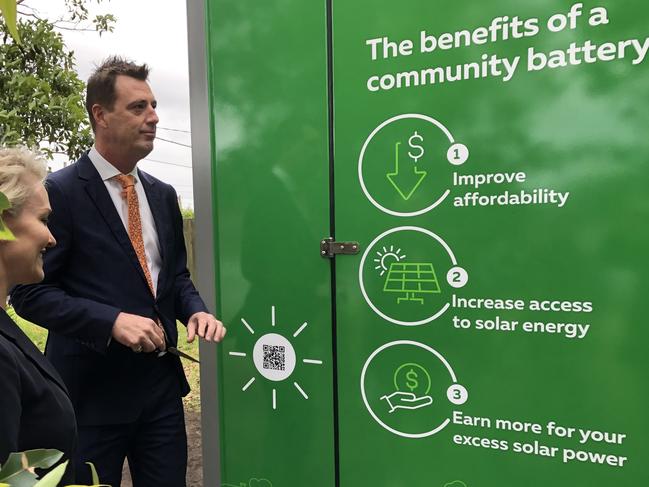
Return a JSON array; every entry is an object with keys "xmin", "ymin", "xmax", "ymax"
[
  {"xmin": 0, "ymin": 0, "xmax": 115, "ymax": 160},
  {"xmin": 0, "ymin": 18, "xmax": 92, "ymax": 159}
]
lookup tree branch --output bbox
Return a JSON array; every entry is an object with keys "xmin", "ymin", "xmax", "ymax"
[
  {"xmin": 52, "ymin": 25, "xmax": 96, "ymax": 32},
  {"xmin": 16, "ymin": 10, "xmax": 41, "ymax": 20}
]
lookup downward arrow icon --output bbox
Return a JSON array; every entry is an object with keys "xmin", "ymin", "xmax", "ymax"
[{"xmin": 386, "ymin": 142, "xmax": 427, "ymax": 201}]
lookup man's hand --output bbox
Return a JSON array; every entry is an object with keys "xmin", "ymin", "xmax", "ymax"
[
  {"xmin": 112, "ymin": 312, "xmax": 166, "ymax": 353},
  {"xmin": 187, "ymin": 312, "xmax": 226, "ymax": 343}
]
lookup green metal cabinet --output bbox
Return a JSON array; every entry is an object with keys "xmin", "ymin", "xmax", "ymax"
[{"xmin": 188, "ymin": 1, "xmax": 649, "ymax": 485}]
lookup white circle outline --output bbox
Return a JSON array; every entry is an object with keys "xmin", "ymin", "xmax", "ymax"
[
  {"xmin": 447, "ymin": 143, "xmax": 469, "ymax": 166},
  {"xmin": 252, "ymin": 333, "xmax": 296, "ymax": 382},
  {"xmin": 360, "ymin": 340, "xmax": 457, "ymax": 438},
  {"xmin": 358, "ymin": 113, "xmax": 455, "ymax": 217},
  {"xmin": 359, "ymin": 226, "xmax": 458, "ymax": 326},
  {"xmin": 447, "ymin": 384, "xmax": 469, "ymax": 405},
  {"xmin": 446, "ymin": 266, "xmax": 469, "ymax": 289}
]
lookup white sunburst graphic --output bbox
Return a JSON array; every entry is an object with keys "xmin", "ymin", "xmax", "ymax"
[
  {"xmin": 373, "ymin": 245, "xmax": 407, "ymax": 276},
  {"xmin": 228, "ymin": 306, "xmax": 323, "ymax": 411}
]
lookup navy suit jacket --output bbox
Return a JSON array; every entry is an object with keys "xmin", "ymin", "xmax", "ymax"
[
  {"xmin": 11, "ymin": 153, "xmax": 208, "ymax": 425},
  {"xmin": 0, "ymin": 308, "xmax": 76, "ymax": 465}
]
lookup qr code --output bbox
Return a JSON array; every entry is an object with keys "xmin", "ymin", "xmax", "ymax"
[{"xmin": 263, "ymin": 344, "xmax": 285, "ymax": 371}]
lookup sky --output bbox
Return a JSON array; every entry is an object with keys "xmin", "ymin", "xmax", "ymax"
[{"xmin": 23, "ymin": 0, "xmax": 196, "ymax": 207}]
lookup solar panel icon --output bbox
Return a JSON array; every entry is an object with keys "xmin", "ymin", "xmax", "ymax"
[{"xmin": 383, "ymin": 262, "xmax": 441, "ymax": 304}]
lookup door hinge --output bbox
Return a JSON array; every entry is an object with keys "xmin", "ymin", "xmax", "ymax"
[{"xmin": 320, "ymin": 237, "xmax": 360, "ymax": 258}]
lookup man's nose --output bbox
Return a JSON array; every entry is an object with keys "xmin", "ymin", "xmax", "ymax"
[{"xmin": 146, "ymin": 106, "xmax": 159, "ymax": 125}]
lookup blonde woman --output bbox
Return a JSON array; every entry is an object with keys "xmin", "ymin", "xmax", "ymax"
[{"xmin": 0, "ymin": 147, "xmax": 76, "ymax": 478}]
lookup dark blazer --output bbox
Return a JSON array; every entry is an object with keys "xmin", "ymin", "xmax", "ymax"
[
  {"xmin": 10, "ymin": 153, "xmax": 208, "ymax": 425},
  {"xmin": 0, "ymin": 308, "xmax": 76, "ymax": 464}
]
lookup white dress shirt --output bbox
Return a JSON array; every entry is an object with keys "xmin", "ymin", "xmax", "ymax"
[{"xmin": 88, "ymin": 147, "xmax": 162, "ymax": 295}]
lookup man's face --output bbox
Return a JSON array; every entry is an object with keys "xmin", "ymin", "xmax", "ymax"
[{"xmin": 100, "ymin": 75, "xmax": 159, "ymax": 160}]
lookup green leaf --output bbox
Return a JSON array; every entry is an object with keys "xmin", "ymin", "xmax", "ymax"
[
  {"xmin": 53, "ymin": 463, "xmax": 110, "ymax": 487},
  {"xmin": 0, "ymin": 450, "xmax": 64, "ymax": 486},
  {"xmin": 22, "ymin": 450, "xmax": 64, "ymax": 470},
  {"xmin": 0, "ymin": 0, "xmax": 20, "ymax": 44},
  {"xmin": 0, "ymin": 14, "xmax": 95, "ymax": 159},
  {"xmin": 0, "ymin": 452, "xmax": 38, "ymax": 486},
  {"xmin": 0, "ymin": 190, "xmax": 16, "ymax": 241},
  {"xmin": 0, "ymin": 472, "xmax": 37, "ymax": 487},
  {"xmin": 32, "ymin": 461, "xmax": 67, "ymax": 487},
  {"xmin": 0, "ymin": 451, "xmax": 21, "ymax": 478},
  {"xmin": 0, "ymin": 192, "xmax": 11, "ymax": 211},
  {"xmin": 86, "ymin": 462, "xmax": 99, "ymax": 485}
]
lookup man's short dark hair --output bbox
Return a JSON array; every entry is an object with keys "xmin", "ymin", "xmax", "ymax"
[{"xmin": 85, "ymin": 56, "xmax": 150, "ymax": 131}]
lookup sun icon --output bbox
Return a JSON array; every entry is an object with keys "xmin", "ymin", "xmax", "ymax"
[
  {"xmin": 228, "ymin": 306, "xmax": 323, "ymax": 410},
  {"xmin": 374, "ymin": 245, "xmax": 406, "ymax": 276}
]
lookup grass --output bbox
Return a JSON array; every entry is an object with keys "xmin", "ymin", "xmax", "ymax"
[
  {"xmin": 176, "ymin": 323, "xmax": 201, "ymax": 411},
  {"xmin": 8, "ymin": 306, "xmax": 201, "ymax": 411}
]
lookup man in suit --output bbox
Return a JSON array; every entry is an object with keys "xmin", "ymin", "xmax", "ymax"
[{"xmin": 11, "ymin": 56, "xmax": 226, "ymax": 487}]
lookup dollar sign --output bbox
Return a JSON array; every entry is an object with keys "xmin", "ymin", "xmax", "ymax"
[
  {"xmin": 408, "ymin": 131, "xmax": 425, "ymax": 163},
  {"xmin": 405, "ymin": 368, "xmax": 419, "ymax": 392}
]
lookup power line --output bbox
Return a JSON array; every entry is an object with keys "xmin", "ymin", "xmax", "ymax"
[
  {"xmin": 142, "ymin": 158, "xmax": 192, "ymax": 168},
  {"xmin": 157, "ymin": 126, "xmax": 191, "ymax": 134},
  {"xmin": 155, "ymin": 136, "xmax": 192, "ymax": 148}
]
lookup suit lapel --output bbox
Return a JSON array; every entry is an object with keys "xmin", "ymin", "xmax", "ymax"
[
  {"xmin": 78, "ymin": 156, "xmax": 151, "ymax": 289},
  {"xmin": 0, "ymin": 310, "xmax": 69, "ymax": 394}
]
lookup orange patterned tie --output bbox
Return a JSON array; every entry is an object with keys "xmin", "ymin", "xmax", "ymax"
[
  {"xmin": 115, "ymin": 174, "xmax": 177, "ymax": 356},
  {"xmin": 115, "ymin": 174, "xmax": 155, "ymax": 296}
]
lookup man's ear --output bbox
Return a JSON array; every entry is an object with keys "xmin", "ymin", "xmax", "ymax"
[{"xmin": 91, "ymin": 104, "xmax": 109, "ymax": 129}]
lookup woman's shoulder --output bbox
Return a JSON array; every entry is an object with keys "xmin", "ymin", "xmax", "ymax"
[
  {"xmin": 0, "ymin": 331, "xmax": 22, "ymax": 382},
  {"xmin": 0, "ymin": 311, "xmax": 51, "ymax": 382},
  {"xmin": 0, "ymin": 310, "xmax": 20, "ymax": 350},
  {"xmin": 0, "ymin": 310, "xmax": 39, "ymax": 356}
]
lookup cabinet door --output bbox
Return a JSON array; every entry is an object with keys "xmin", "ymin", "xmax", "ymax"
[
  {"xmin": 332, "ymin": 1, "xmax": 649, "ymax": 485},
  {"xmin": 206, "ymin": 1, "xmax": 335, "ymax": 485}
]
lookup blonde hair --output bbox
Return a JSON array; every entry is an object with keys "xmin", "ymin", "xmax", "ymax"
[{"xmin": 0, "ymin": 147, "xmax": 48, "ymax": 216}]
